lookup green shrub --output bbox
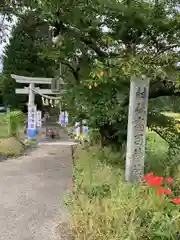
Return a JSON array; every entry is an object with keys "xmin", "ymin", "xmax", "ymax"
[
  {"xmin": 89, "ymin": 128, "xmax": 101, "ymax": 145},
  {"xmin": 68, "ymin": 146, "xmax": 180, "ymax": 240},
  {"xmin": 7, "ymin": 111, "xmax": 24, "ymax": 137},
  {"xmin": 0, "ymin": 115, "xmax": 9, "ymax": 139}
]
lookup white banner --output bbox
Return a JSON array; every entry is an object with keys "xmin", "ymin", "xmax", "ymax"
[
  {"xmin": 64, "ymin": 111, "xmax": 68, "ymax": 125},
  {"xmin": 60, "ymin": 111, "xmax": 68, "ymax": 125},
  {"xmin": 74, "ymin": 122, "xmax": 80, "ymax": 136},
  {"xmin": 36, "ymin": 110, "xmax": 42, "ymax": 128},
  {"xmin": 28, "ymin": 105, "xmax": 37, "ymax": 130},
  {"xmin": 60, "ymin": 111, "xmax": 65, "ymax": 125}
]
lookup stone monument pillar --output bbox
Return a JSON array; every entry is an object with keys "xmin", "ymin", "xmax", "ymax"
[{"xmin": 125, "ymin": 76, "xmax": 150, "ymax": 183}]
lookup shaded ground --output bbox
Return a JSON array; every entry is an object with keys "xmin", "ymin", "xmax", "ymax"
[{"xmin": 0, "ymin": 132, "xmax": 73, "ymax": 240}]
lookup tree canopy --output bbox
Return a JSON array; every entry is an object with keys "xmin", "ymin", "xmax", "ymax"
[
  {"xmin": 1, "ymin": 9, "xmax": 54, "ymax": 108},
  {"xmin": 2, "ymin": 0, "xmax": 180, "ymax": 147}
]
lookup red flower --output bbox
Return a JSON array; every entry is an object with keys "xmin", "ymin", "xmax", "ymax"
[
  {"xmin": 147, "ymin": 176, "xmax": 164, "ymax": 187},
  {"xmin": 148, "ymin": 176, "xmax": 164, "ymax": 187},
  {"xmin": 143, "ymin": 173, "xmax": 154, "ymax": 182},
  {"xmin": 156, "ymin": 188, "xmax": 172, "ymax": 196},
  {"xmin": 143, "ymin": 173, "xmax": 163, "ymax": 187},
  {"xmin": 171, "ymin": 198, "xmax": 180, "ymax": 205},
  {"xmin": 165, "ymin": 177, "xmax": 173, "ymax": 183}
]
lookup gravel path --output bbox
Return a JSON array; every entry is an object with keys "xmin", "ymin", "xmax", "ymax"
[{"xmin": 0, "ymin": 143, "xmax": 73, "ymax": 240}]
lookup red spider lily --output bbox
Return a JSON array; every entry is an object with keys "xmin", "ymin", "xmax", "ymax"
[
  {"xmin": 147, "ymin": 176, "xmax": 164, "ymax": 187},
  {"xmin": 143, "ymin": 173, "xmax": 163, "ymax": 187},
  {"xmin": 156, "ymin": 188, "xmax": 172, "ymax": 196},
  {"xmin": 171, "ymin": 198, "xmax": 180, "ymax": 205},
  {"xmin": 165, "ymin": 177, "xmax": 173, "ymax": 183},
  {"xmin": 100, "ymin": 71, "xmax": 104, "ymax": 76},
  {"xmin": 142, "ymin": 173, "xmax": 180, "ymax": 206},
  {"xmin": 143, "ymin": 173, "xmax": 154, "ymax": 182}
]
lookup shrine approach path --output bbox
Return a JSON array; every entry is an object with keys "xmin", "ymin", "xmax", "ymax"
[{"xmin": 0, "ymin": 137, "xmax": 74, "ymax": 239}]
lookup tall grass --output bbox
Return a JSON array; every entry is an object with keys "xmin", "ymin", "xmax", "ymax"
[
  {"xmin": 146, "ymin": 131, "xmax": 180, "ymax": 177},
  {"xmin": 67, "ymin": 112, "xmax": 180, "ymax": 238},
  {"xmin": 0, "ymin": 111, "xmax": 25, "ymax": 156},
  {"xmin": 0, "ymin": 115, "xmax": 9, "ymax": 139},
  {"xmin": 68, "ymin": 140, "xmax": 180, "ymax": 239},
  {"xmin": 0, "ymin": 111, "xmax": 24, "ymax": 139}
]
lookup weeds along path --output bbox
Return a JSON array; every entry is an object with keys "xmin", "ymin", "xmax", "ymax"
[{"xmin": 0, "ymin": 141, "xmax": 74, "ymax": 240}]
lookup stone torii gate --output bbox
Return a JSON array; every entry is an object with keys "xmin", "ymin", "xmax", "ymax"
[{"xmin": 11, "ymin": 74, "xmax": 65, "ymax": 139}]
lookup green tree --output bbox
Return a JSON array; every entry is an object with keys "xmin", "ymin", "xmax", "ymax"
[
  {"xmin": 37, "ymin": 0, "xmax": 180, "ymax": 148},
  {"xmin": 2, "ymin": 10, "xmax": 54, "ymax": 109},
  {"xmin": 3, "ymin": 0, "xmax": 180, "ymax": 148}
]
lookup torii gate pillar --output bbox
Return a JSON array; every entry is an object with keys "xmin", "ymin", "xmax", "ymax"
[
  {"xmin": 28, "ymin": 83, "xmax": 35, "ymax": 105},
  {"xmin": 27, "ymin": 83, "xmax": 37, "ymax": 138}
]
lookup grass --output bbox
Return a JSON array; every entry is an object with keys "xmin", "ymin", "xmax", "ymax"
[
  {"xmin": 0, "ymin": 114, "xmax": 24, "ymax": 156},
  {"xmin": 68, "ymin": 145, "xmax": 180, "ymax": 239},
  {"xmin": 0, "ymin": 137, "xmax": 24, "ymax": 156},
  {"xmin": 68, "ymin": 111, "xmax": 180, "ymax": 239},
  {"xmin": 162, "ymin": 111, "xmax": 180, "ymax": 120},
  {"xmin": 0, "ymin": 115, "xmax": 9, "ymax": 139}
]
